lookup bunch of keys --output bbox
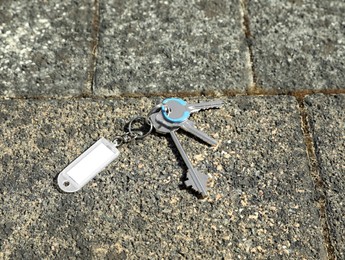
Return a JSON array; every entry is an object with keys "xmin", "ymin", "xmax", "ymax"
[{"xmin": 57, "ymin": 98, "xmax": 223, "ymax": 197}]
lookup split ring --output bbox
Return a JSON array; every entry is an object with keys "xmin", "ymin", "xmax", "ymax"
[{"xmin": 128, "ymin": 116, "xmax": 153, "ymax": 140}]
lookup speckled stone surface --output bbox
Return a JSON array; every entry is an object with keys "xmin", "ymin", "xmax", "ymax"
[
  {"xmin": 248, "ymin": 0, "xmax": 345, "ymax": 91},
  {"xmin": 305, "ymin": 94, "xmax": 345, "ymax": 259},
  {"xmin": 95, "ymin": 0, "xmax": 251, "ymax": 96},
  {"xmin": 0, "ymin": 97, "xmax": 326, "ymax": 259},
  {"xmin": 0, "ymin": 0, "xmax": 95, "ymax": 98}
]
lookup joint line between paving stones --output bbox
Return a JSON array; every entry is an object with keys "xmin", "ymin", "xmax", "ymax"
[
  {"xmin": 296, "ymin": 97, "xmax": 336, "ymax": 260},
  {"xmin": 87, "ymin": 0, "xmax": 100, "ymax": 95},
  {"xmin": 239, "ymin": 0, "xmax": 257, "ymax": 92},
  {"xmin": 1, "ymin": 88, "xmax": 345, "ymax": 101}
]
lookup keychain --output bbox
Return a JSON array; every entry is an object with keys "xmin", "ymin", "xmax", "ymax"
[
  {"xmin": 57, "ymin": 98, "xmax": 223, "ymax": 197},
  {"xmin": 57, "ymin": 113, "xmax": 157, "ymax": 193}
]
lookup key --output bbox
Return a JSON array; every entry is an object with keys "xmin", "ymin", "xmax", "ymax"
[
  {"xmin": 151, "ymin": 107, "xmax": 216, "ymax": 146},
  {"xmin": 155, "ymin": 99, "xmax": 219, "ymax": 145},
  {"xmin": 170, "ymin": 130, "xmax": 209, "ymax": 197},
  {"xmin": 150, "ymin": 110, "xmax": 210, "ymax": 195},
  {"xmin": 160, "ymin": 98, "xmax": 221, "ymax": 145},
  {"xmin": 161, "ymin": 98, "xmax": 223, "ymax": 123}
]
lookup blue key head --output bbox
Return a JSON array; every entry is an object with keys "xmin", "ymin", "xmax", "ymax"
[{"xmin": 161, "ymin": 98, "xmax": 190, "ymax": 123}]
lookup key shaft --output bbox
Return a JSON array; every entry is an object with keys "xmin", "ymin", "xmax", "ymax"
[
  {"xmin": 187, "ymin": 100, "xmax": 224, "ymax": 113},
  {"xmin": 170, "ymin": 130, "xmax": 194, "ymax": 171},
  {"xmin": 180, "ymin": 120, "xmax": 217, "ymax": 146}
]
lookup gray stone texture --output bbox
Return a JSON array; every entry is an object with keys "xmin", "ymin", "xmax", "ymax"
[
  {"xmin": 95, "ymin": 0, "xmax": 251, "ymax": 96},
  {"xmin": 248, "ymin": 0, "xmax": 345, "ymax": 91},
  {"xmin": 0, "ymin": 0, "xmax": 95, "ymax": 98},
  {"xmin": 0, "ymin": 97, "xmax": 326, "ymax": 259},
  {"xmin": 305, "ymin": 94, "xmax": 345, "ymax": 259}
]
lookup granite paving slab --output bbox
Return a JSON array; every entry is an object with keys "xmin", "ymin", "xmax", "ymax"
[
  {"xmin": 95, "ymin": 0, "xmax": 251, "ymax": 96},
  {"xmin": 0, "ymin": 0, "xmax": 95, "ymax": 98},
  {"xmin": 0, "ymin": 97, "xmax": 326, "ymax": 259},
  {"xmin": 305, "ymin": 94, "xmax": 345, "ymax": 259},
  {"xmin": 248, "ymin": 0, "xmax": 345, "ymax": 91}
]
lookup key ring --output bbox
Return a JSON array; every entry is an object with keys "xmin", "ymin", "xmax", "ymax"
[
  {"xmin": 128, "ymin": 116, "xmax": 153, "ymax": 139},
  {"xmin": 126, "ymin": 103, "xmax": 162, "ymax": 140},
  {"xmin": 113, "ymin": 113, "xmax": 155, "ymax": 147}
]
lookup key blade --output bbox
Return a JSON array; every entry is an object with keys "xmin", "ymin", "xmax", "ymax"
[
  {"xmin": 187, "ymin": 100, "xmax": 223, "ymax": 113},
  {"xmin": 185, "ymin": 168, "xmax": 209, "ymax": 197},
  {"xmin": 170, "ymin": 131, "xmax": 208, "ymax": 196},
  {"xmin": 180, "ymin": 120, "xmax": 217, "ymax": 146}
]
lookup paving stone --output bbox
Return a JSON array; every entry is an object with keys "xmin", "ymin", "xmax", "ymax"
[
  {"xmin": 0, "ymin": 0, "xmax": 95, "ymax": 98},
  {"xmin": 305, "ymin": 94, "xmax": 345, "ymax": 259},
  {"xmin": 0, "ymin": 97, "xmax": 326, "ymax": 259},
  {"xmin": 248, "ymin": 0, "xmax": 345, "ymax": 91},
  {"xmin": 95, "ymin": 0, "xmax": 251, "ymax": 96}
]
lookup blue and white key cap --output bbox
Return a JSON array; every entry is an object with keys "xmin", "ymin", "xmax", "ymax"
[{"xmin": 162, "ymin": 98, "xmax": 191, "ymax": 123}]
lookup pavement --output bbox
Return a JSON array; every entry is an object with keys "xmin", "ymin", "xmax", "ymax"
[{"xmin": 0, "ymin": 0, "xmax": 344, "ymax": 259}]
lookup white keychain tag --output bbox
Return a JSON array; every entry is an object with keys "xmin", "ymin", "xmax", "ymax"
[{"xmin": 58, "ymin": 138, "xmax": 120, "ymax": 192}]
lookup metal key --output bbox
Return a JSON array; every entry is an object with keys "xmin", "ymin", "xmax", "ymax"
[
  {"xmin": 150, "ymin": 110, "xmax": 210, "ymax": 196},
  {"xmin": 156, "ymin": 115, "xmax": 217, "ymax": 146},
  {"xmin": 155, "ymin": 98, "xmax": 221, "ymax": 145},
  {"xmin": 151, "ymin": 108, "xmax": 216, "ymax": 145},
  {"xmin": 161, "ymin": 98, "xmax": 223, "ymax": 123},
  {"xmin": 170, "ymin": 130, "xmax": 209, "ymax": 197},
  {"xmin": 150, "ymin": 111, "xmax": 211, "ymax": 196}
]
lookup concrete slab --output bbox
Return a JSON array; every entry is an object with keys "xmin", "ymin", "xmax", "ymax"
[
  {"xmin": 0, "ymin": 0, "xmax": 95, "ymax": 98},
  {"xmin": 305, "ymin": 94, "xmax": 345, "ymax": 259},
  {"xmin": 0, "ymin": 97, "xmax": 326, "ymax": 258},
  {"xmin": 95, "ymin": 0, "xmax": 251, "ymax": 96},
  {"xmin": 248, "ymin": 0, "xmax": 345, "ymax": 91}
]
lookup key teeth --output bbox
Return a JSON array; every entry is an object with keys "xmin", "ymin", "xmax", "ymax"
[
  {"xmin": 185, "ymin": 170, "xmax": 209, "ymax": 196},
  {"xmin": 185, "ymin": 179, "xmax": 193, "ymax": 188},
  {"xmin": 184, "ymin": 181, "xmax": 208, "ymax": 197}
]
